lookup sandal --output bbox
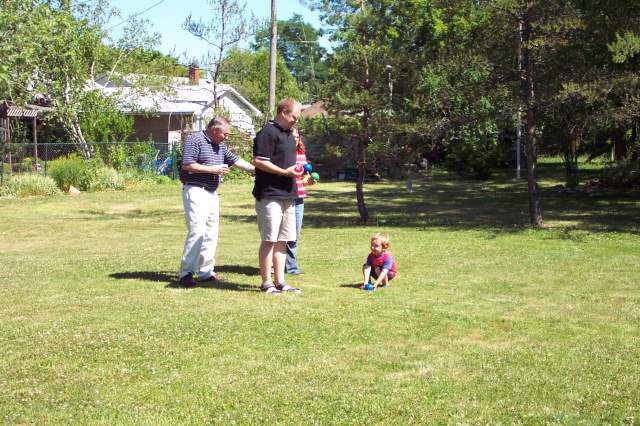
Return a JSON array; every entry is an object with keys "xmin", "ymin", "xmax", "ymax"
[
  {"xmin": 260, "ymin": 282, "xmax": 282, "ymax": 295},
  {"xmin": 276, "ymin": 283, "xmax": 302, "ymax": 294}
]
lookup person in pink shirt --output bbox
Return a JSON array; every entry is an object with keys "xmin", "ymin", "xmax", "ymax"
[
  {"xmin": 285, "ymin": 127, "xmax": 315, "ymax": 275},
  {"xmin": 361, "ymin": 232, "xmax": 397, "ymax": 290}
]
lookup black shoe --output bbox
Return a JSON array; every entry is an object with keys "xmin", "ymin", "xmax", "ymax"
[
  {"xmin": 178, "ymin": 273, "xmax": 196, "ymax": 288},
  {"xmin": 197, "ymin": 274, "xmax": 226, "ymax": 284}
]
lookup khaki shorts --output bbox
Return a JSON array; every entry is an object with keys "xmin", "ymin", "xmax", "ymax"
[{"xmin": 255, "ymin": 198, "xmax": 296, "ymax": 242}]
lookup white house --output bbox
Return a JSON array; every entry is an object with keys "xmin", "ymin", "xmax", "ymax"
[{"xmin": 90, "ymin": 68, "xmax": 262, "ymax": 146}]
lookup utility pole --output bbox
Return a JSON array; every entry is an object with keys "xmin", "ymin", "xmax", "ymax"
[
  {"xmin": 516, "ymin": 20, "xmax": 523, "ymax": 180},
  {"xmin": 268, "ymin": 0, "xmax": 277, "ymax": 119},
  {"xmin": 385, "ymin": 64, "xmax": 393, "ymax": 107}
]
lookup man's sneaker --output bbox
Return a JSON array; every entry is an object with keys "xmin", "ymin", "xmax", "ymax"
[
  {"xmin": 286, "ymin": 270, "xmax": 305, "ymax": 276},
  {"xmin": 178, "ymin": 273, "xmax": 196, "ymax": 288},
  {"xmin": 275, "ymin": 283, "xmax": 302, "ymax": 294},
  {"xmin": 260, "ymin": 282, "xmax": 282, "ymax": 296},
  {"xmin": 197, "ymin": 272, "xmax": 226, "ymax": 283}
]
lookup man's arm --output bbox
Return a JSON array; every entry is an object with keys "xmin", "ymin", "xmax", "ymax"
[
  {"xmin": 232, "ymin": 158, "xmax": 255, "ymax": 173},
  {"xmin": 253, "ymin": 158, "xmax": 302, "ymax": 178},
  {"xmin": 182, "ymin": 162, "xmax": 229, "ymax": 175}
]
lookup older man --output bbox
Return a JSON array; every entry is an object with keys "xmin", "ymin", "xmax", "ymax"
[
  {"xmin": 252, "ymin": 98, "xmax": 304, "ymax": 295},
  {"xmin": 178, "ymin": 117, "xmax": 254, "ymax": 287}
]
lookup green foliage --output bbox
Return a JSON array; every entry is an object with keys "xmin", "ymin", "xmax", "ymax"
[
  {"xmin": 78, "ymin": 91, "xmax": 134, "ymax": 144},
  {"xmin": 48, "ymin": 154, "xmax": 125, "ymax": 192},
  {"xmin": 87, "ymin": 166, "xmax": 125, "ymax": 192},
  {"xmin": 608, "ymin": 31, "xmax": 640, "ymax": 64},
  {"xmin": 0, "ymin": 174, "xmax": 60, "ymax": 198},
  {"xmin": 600, "ymin": 160, "xmax": 640, "ymax": 188},
  {"xmin": 444, "ymin": 125, "xmax": 504, "ymax": 180},
  {"xmin": 48, "ymin": 154, "xmax": 95, "ymax": 191},
  {"xmin": 93, "ymin": 141, "xmax": 156, "ymax": 172},
  {"xmin": 220, "ymin": 48, "xmax": 306, "ymax": 114},
  {"xmin": 0, "ymin": 1, "xmax": 172, "ymax": 157},
  {"xmin": 253, "ymin": 14, "xmax": 328, "ymax": 95}
]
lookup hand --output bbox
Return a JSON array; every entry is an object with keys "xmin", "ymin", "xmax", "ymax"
[
  {"xmin": 284, "ymin": 164, "xmax": 303, "ymax": 178},
  {"xmin": 301, "ymin": 174, "xmax": 314, "ymax": 186},
  {"xmin": 213, "ymin": 164, "xmax": 230, "ymax": 175}
]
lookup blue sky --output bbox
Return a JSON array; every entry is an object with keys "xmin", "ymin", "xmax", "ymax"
[{"xmin": 107, "ymin": 0, "xmax": 328, "ymax": 63}]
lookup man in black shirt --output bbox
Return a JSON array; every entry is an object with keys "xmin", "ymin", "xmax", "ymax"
[{"xmin": 253, "ymin": 99, "xmax": 304, "ymax": 295}]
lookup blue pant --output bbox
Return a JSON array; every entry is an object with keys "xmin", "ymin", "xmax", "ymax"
[{"xmin": 285, "ymin": 199, "xmax": 304, "ymax": 273}]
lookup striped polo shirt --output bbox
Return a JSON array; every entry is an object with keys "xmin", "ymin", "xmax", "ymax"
[
  {"xmin": 294, "ymin": 150, "xmax": 308, "ymax": 199},
  {"xmin": 179, "ymin": 130, "xmax": 239, "ymax": 192}
]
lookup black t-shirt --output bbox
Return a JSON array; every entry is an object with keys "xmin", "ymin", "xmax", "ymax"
[{"xmin": 252, "ymin": 121, "xmax": 297, "ymax": 200}]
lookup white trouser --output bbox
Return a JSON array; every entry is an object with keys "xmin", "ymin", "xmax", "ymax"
[{"xmin": 179, "ymin": 185, "xmax": 220, "ymax": 278}]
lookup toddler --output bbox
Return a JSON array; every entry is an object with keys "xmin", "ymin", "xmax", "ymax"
[{"xmin": 361, "ymin": 232, "xmax": 397, "ymax": 290}]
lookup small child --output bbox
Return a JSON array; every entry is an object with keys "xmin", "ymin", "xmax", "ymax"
[{"xmin": 361, "ymin": 232, "xmax": 397, "ymax": 290}]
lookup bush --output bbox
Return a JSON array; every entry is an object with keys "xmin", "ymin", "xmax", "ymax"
[
  {"xmin": 49, "ymin": 154, "xmax": 125, "ymax": 192},
  {"xmin": 445, "ymin": 138, "xmax": 494, "ymax": 179},
  {"xmin": 87, "ymin": 167, "xmax": 125, "ymax": 191},
  {"xmin": 49, "ymin": 154, "xmax": 94, "ymax": 190},
  {"xmin": 600, "ymin": 161, "xmax": 640, "ymax": 188},
  {"xmin": 0, "ymin": 174, "xmax": 60, "ymax": 198}
]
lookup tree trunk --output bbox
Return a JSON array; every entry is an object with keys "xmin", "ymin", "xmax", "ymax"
[
  {"xmin": 356, "ymin": 108, "xmax": 370, "ymax": 223},
  {"xmin": 355, "ymin": 0, "xmax": 369, "ymax": 223},
  {"xmin": 632, "ymin": 121, "xmax": 638, "ymax": 161},
  {"xmin": 63, "ymin": 76, "xmax": 92, "ymax": 159},
  {"xmin": 69, "ymin": 118, "xmax": 92, "ymax": 159},
  {"xmin": 522, "ymin": 8, "xmax": 543, "ymax": 227}
]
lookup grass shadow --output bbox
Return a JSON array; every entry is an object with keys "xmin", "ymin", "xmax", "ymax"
[
  {"xmin": 110, "ymin": 269, "xmax": 258, "ymax": 292},
  {"xmin": 80, "ymin": 208, "xmax": 183, "ymax": 221},
  {"xmin": 165, "ymin": 280, "xmax": 257, "ymax": 292},
  {"xmin": 110, "ymin": 271, "xmax": 175, "ymax": 283},
  {"xmin": 339, "ymin": 283, "xmax": 364, "ymax": 289},
  {"xmin": 215, "ymin": 265, "xmax": 260, "ymax": 276},
  {"xmin": 301, "ymin": 173, "xmax": 640, "ymax": 233}
]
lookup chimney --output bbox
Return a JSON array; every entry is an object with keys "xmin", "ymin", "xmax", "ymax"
[{"xmin": 188, "ymin": 64, "xmax": 200, "ymax": 85}]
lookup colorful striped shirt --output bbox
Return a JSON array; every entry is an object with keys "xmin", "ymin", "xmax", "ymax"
[{"xmin": 295, "ymin": 150, "xmax": 308, "ymax": 199}]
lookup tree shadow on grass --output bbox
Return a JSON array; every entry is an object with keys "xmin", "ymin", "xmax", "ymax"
[
  {"xmin": 109, "ymin": 268, "xmax": 258, "ymax": 292},
  {"xmin": 80, "ymin": 208, "xmax": 183, "ymax": 221},
  {"xmin": 302, "ymin": 175, "xmax": 640, "ymax": 234}
]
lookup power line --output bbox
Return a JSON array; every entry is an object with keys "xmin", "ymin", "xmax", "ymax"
[{"xmin": 105, "ymin": 0, "xmax": 167, "ymax": 31}]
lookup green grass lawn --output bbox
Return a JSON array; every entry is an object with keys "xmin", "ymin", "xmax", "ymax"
[{"xmin": 1, "ymin": 169, "xmax": 639, "ymax": 424}]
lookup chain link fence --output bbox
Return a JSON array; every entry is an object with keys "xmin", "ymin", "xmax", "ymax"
[{"xmin": 1, "ymin": 137, "xmax": 253, "ymax": 185}]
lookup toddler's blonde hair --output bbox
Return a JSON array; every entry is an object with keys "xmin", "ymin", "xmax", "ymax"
[{"xmin": 371, "ymin": 232, "xmax": 390, "ymax": 250}]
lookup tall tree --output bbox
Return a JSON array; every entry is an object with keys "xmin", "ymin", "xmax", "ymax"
[
  {"xmin": 315, "ymin": 0, "xmax": 394, "ymax": 222},
  {"xmin": 254, "ymin": 14, "xmax": 328, "ymax": 98},
  {"xmin": 1, "ymin": 0, "xmax": 179, "ymax": 157},
  {"xmin": 183, "ymin": 0, "xmax": 253, "ymax": 108},
  {"xmin": 2, "ymin": 1, "xmax": 110, "ymax": 158},
  {"xmin": 219, "ymin": 48, "xmax": 305, "ymax": 115}
]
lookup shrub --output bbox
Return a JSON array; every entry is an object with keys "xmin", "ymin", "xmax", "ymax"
[
  {"xmin": 445, "ymin": 138, "xmax": 494, "ymax": 179},
  {"xmin": 49, "ymin": 154, "xmax": 125, "ymax": 192},
  {"xmin": 87, "ymin": 167, "xmax": 125, "ymax": 191},
  {"xmin": 96, "ymin": 144, "xmax": 127, "ymax": 170},
  {"xmin": 153, "ymin": 175, "xmax": 173, "ymax": 185},
  {"xmin": 49, "ymin": 154, "xmax": 94, "ymax": 190},
  {"xmin": 600, "ymin": 161, "xmax": 640, "ymax": 188},
  {"xmin": 0, "ymin": 174, "xmax": 60, "ymax": 198}
]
